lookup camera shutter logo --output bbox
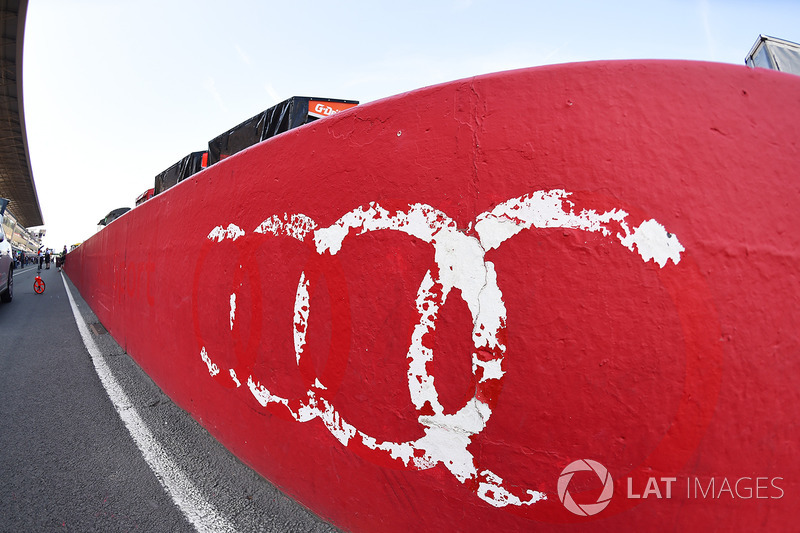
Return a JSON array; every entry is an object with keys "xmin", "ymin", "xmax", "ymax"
[{"xmin": 558, "ymin": 459, "xmax": 614, "ymax": 516}]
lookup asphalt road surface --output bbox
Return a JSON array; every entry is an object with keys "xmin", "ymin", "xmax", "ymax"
[{"xmin": 0, "ymin": 264, "xmax": 340, "ymax": 533}]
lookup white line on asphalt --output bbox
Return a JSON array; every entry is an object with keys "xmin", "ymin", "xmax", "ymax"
[{"xmin": 61, "ymin": 272, "xmax": 237, "ymax": 533}]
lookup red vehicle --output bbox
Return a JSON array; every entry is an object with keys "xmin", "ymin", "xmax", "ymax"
[{"xmin": 136, "ymin": 188, "xmax": 155, "ymax": 206}]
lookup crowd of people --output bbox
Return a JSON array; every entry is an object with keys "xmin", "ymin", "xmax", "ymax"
[{"xmin": 14, "ymin": 246, "xmax": 69, "ymax": 271}]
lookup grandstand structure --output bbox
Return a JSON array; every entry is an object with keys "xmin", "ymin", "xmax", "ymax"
[{"xmin": 0, "ymin": 0, "xmax": 43, "ymax": 254}]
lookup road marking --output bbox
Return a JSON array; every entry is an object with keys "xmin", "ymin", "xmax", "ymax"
[{"xmin": 61, "ymin": 272, "xmax": 237, "ymax": 533}]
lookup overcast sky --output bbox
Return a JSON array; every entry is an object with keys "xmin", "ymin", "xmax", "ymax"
[{"xmin": 21, "ymin": 0, "xmax": 800, "ymax": 249}]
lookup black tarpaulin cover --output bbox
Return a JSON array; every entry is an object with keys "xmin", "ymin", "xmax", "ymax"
[
  {"xmin": 154, "ymin": 151, "xmax": 208, "ymax": 195},
  {"xmin": 207, "ymin": 96, "xmax": 358, "ymax": 166}
]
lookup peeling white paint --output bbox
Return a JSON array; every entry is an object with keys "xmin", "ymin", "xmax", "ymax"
[
  {"xmin": 477, "ymin": 470, "xmax": 546, "ymax": 507},
  {"xmin": 312, "ymin": 204, "xmax": 508, "ymax": 484},
  {"xmin": 313, "ymin": 202, "xmax": 454, "ymax": 255},
  {"xmin": 229, "ymin": 369, "xmax": 241, "ymax": 388},
  {"xmin": 248, "ymin": 377, "xmax": 291, "ymax": 412},
  {"xmin": 618, "ymin": 218, "xmax": 684, "ymax": 267},
  {"xmin": 474, "ymin": 190, "xmax": 627, "ymax": 250},
  {"xmin": 407, "ymin": 271, "xmax": 442, "ymax": 414},
  {"xmin": 314, "ymin": 393, "xmax": 359, "ymax": 446},
  {"xmin": 475, "ymin": 358, "xmax": 504, "ymax": 383},
  {"xmin": 254, "ymin": 213, "xmax": 317, "ymax": 241},
  {"xmin": 360, "ymin": 434, "xmax": 416, "ymax": 464},
  {"xmin": 293, "ymin": 273, "xmax": 310, "ymax": 365},
  {"xmin": 200, "ymin": 347, "xmax": 220, "ymax": 377},
  {"xmin": 208, "ymin": 223, "xmax": 245, "ymax": 242},
  {"xmin": 474, "ymin": 190, "xmax": 683, "ymax": 268},
  {"xmin": 229, "ymin": 293, "xmax": 236, "ymax": 331},
  {"xmin": 201, "ymin": 190, "xmax": 684, "ymax": 510}
]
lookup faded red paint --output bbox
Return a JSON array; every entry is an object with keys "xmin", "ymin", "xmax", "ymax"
[{"xmin": 66, "ymin": 61, "xmax": 800, "ymax": 531}]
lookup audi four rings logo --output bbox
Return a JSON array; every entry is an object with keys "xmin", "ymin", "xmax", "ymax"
[
  {"xmin": 558, "ymin": 460, "xmax": 614, "ymax": 516},
  {"xmin": 197, "ymin": 189, "xmax": 685, "ymax": 511}
]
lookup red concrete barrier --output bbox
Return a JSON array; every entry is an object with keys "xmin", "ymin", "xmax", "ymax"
[{"xmin": 66, "ymin": 60, "xmax": 800, "ymax": 531}]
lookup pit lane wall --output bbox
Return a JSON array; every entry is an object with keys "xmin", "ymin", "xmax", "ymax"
[{"xmin": 65, "ymin": 61, "xmax": 799, "ymax": 532}]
